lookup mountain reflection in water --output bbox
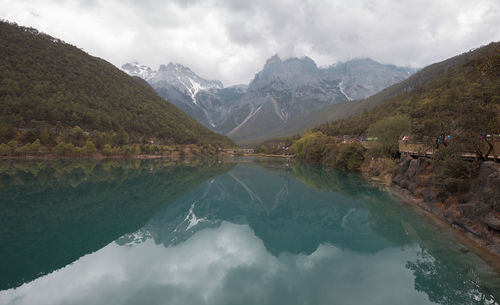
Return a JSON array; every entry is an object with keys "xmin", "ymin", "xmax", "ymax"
[
  {"xmin": 0, "ymin": 158, "xmax": 233, "ymax": 290},
  {"xmin": 0, "ymin": 158, "xmax": 499, "ymax": 305}
]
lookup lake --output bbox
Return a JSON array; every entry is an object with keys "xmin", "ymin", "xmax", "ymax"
[{"xmin": 0, "ymin": 157, "xmax": 499, "ymax": 305}]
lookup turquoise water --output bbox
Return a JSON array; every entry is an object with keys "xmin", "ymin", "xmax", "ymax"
[{"xmin": 0, "ymin": 158, "xmax": 499, "ymax": 305}]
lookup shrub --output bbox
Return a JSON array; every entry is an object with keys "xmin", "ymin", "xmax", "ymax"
[
  {"xmin": 0, "ymin": 143, "xmax": 10, "ymax": 156},
  {"xmin": 336, "ymin": 143, "xmax": 366, "ymax": 171},
  {"xmin": 121, "ymin": 144, "xmax": 140, "ymax": 155},
  {"xmin": 7, "ymin": 140, "xmax": 18, "ymax": 150},
  {"xmin": 53, "ymin": 142, "xmax": 79, "ymax": 156},
  {"xmin": 292, "ymin": 132, "xmax": 365, "ymax": 171},
  {"xmin": 431, "ymin": 145, "xmax": 475, "ymax": 193},
  {"xmin": 292, "ymin": 132, "xmax": 330, "ymax": 162},
  {"xmin": 103, "ymin": 144, "xmax": 114, "ymax": 156},
  {"xmin": 82, "ymin": 140, "xmax": 97, "ymax": 155}
]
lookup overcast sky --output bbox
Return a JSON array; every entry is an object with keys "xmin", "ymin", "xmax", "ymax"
[{"xmin": 1, "ymin": 0, "xmax": 500, "ymax": 86}]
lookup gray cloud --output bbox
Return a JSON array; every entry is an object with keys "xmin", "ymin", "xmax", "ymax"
[{"xmin": 1, "ymin": 0, "xmax": 500, "ymax": 85}]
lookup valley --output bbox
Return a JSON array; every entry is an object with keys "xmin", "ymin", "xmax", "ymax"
[
  {"xmin": 1, "ymin": 7, "xmax": 500, "ymax": 304},
  {"xmin": 123, "ymin": 56, "xmax": 416, "ymax": 143}
]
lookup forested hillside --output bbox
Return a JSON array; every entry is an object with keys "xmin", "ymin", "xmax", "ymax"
[
  {"xmin": 315, "ymin": 42, "xmax": 500, "ymax": 143},
  {"xmin": 271, "ymin": 42, "xmax": 500, "ymax": 140},
  {"xmin": 290, "ymin": 42, "xmax": 500, "ymax": 189},
  {"xmin": 0, "ymin": 20, "xmax": 233, "ymax": 149}
]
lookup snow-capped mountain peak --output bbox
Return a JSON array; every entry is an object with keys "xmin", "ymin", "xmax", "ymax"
[
  {"xmin": 122, "ymin": 61, "xmax": 223, "ymax": 105},
  {"xmin": 121, "ymin": 57, "xmax": 416, "ymax": 142},
  {"xmin": 121, "ymin": 62, "xmax": 155, "ymax": 81},
  {"xmin": 159, "ymin": 64, "xmax": 221, "ymax": 105}
]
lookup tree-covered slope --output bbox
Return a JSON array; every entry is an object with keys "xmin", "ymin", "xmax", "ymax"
[
  {"xmin": 0, "ymin": 20, "xmax": 233, "ymax": 146},
  {"xmin": 264, "ymin": 42, "xmax": 499, "ymax": 141},
  {"xmin": 313, "ymin": 42, "xmax": 500, "ymax": 140},
  {"xmin": 286, "ymin": 42, "xmax": 499, "ymax": 195}
]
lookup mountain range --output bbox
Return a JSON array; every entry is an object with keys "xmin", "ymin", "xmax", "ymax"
[{"xmin": 123, "ymin": 56, "xmax": 417, "ymax": 143}]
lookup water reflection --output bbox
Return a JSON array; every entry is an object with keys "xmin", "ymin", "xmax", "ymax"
[
  {"xmin": 0, "ymin": 222, "xmax": 435, "ymax": 305},
  {"xmin": 133, "ymin": 162, "xmax": 395, "ymax": 255},
  {"xmin": 0, "ymin": 159, "xmax": 233, "ymax": 290},
  {"xmin": 0, "ymin": 158, "xmax": 499, "ymax": 305},
  {"xmin": 291, "ymin": 162, "xmax": 500, "ymax": 304}
]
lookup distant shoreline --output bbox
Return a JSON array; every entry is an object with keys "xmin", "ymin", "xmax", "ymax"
[
  {"xmin": 0, "ymin": 152, "xmax": 294, "ymax": 161},
  {"xmin": 244, "ymin": 153, "xmax": 295, "ymax": 158},
  {"xmin": 0, "ymin": 152, "xmax": 213, "ymax": 161}
]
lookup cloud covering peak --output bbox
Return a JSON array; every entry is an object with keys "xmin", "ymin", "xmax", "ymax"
[{"xmin": 1, "ymin": 0, "xmax": 499, "ymax": 85}]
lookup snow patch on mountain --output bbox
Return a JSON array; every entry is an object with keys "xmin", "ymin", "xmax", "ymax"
[
  {"xmin": 270, "ymin": 97, "xmax": 287, "ymax": 122},
  {"xmin": 121, "ymin": 62, "xmax": 223, "ymax": 105},
  {"xmin": 121, "ymin": 62, "xmax": 155, "ymax": 81},
  {"xmin": 188, "ymin": 78, "xmax": 212, "ymax": 105},
  {"xmin": 338, "ymin": 81, "xmax": 353, "ymax": 101},
  {"xmin": 122, "ymin": 57, "xmax": 416, "ymax": 141},
  {"xmin": 227, "ymin": 104, "xmax": 263, "ymax": 136}
]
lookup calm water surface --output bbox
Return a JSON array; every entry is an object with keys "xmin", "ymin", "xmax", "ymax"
[{"xmin": 0, "ymin": 157, "xmax": 499, "ymax": 305}]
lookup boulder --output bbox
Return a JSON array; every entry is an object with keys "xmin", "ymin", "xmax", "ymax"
[
  {"xmin": 420, "ymin": 187, "xmax": 439, "ymax": 203},
  {"xmin": 456, "ymin": 203, "xmax": 491, "ymax": 221},
  {"xmin": 405, "ymin": 159, "xmax": 419, "ymax": 180},
  {"xmin": 415, "ymin": 157, "xmax": 432, "ymax": 176},
  {"xmin": 484, "ymin": 213, "xmax": 500, "ymax": 231},
  {"xmin": 469, "ymin": 162, "xmax": 500, "ymax": 212},
  {"xmin": 393, "ymin": 156, "xmax": 412, "ymax": 185}
]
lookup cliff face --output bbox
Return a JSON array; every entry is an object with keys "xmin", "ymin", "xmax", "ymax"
[{"xmin": 392, "ymin": 155, "xmax": 500, "ymax": 256}]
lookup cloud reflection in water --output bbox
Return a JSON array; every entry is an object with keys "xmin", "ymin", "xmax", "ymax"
[{"xmin": 0, "ymin": 222, "xmax": 433, "ymax": 305}]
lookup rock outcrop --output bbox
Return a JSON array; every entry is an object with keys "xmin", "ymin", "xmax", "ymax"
[
  {"xmin": 122, "ymin": 58, "xmax": 416, "ymax": 143},
  {"xmin": 392, "ymin": 155, "xmax": 500, "ymax": 256}
]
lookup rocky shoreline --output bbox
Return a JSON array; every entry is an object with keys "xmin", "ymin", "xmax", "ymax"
[{"xmin": 390, "ymin": 155, "xmax": 500, "ymax": 258}]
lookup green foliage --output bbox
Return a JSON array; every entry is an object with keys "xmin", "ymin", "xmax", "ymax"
[
  {"xmin": 120, "ymin": 144, "xmax": 141, "ymax": 156},
  {"xmin": 255, "ymin": 135, "xmax": 300, "ymax": 155},
  {"xmin": 102, "ymin": 144, "xmax": 115, "ymax": 156},
  {"xmin": 0, "ymin": 123, "xmax": 15, "ymax": 143},
  {"xmin": 292, "ymin": 132, "xmax": 330, "ymax": 162},
  {"xmin": 53, "ymin": 142, "xmax": 80, "ymax": 156},
  {"xmin": 367, "ymin": 114, "xmax": 411, "ymax": 158},
  {"xmin": 30, "ymin": 139, "xmax": 43, "ymax": 155},
  {"xmin": 23, "ymin": 129, "xmax": 40, "ymax": 143},
  {"xmin": 200, "ymin": 144, "xmax": 216, "ymax": 155},
  {"xmin": 336, "ymin": 143, "xmax": 366, "ymax": 171},
  {"xmin": 82, "ymin": 140, "xmax": 97, "ymax": 155},
  {"xmin": 0, "ymin": 143, "xmax": 10, "ymax": 156},
  {"xmin": 139, "ymin": 144, "xmax": 157, "ymax": 155},
  {"xmin": 93, "ymin": 132, "xmax": 112, "ymax": 150},
  {"xmin": 314, "ymin": 43, "xmax": 500, "ymax": 162},
  {"xmin": 292, "ymin": 132, "xmax": 366, "ymax": 171},
  {"xmin": 0, "ymin": 20, "xmax": 233, "ymax": 148},
  {"xmin": 113, "ymin": 129, "xmax": 129, "ymax": 147},
  {"xmin": 69, "ymin": 126, "xmax": 86, "ymax": 145},
  {"xmin": 14, "ymin": 139, "xmax": 47, "ymax": 155},
  {"xmin": 431, "ymin": 145, "xmax": 476, "ymax": 193},
  {"xmin": 7, "ymin": 140, "xmax": 18, "ymax": 149}
]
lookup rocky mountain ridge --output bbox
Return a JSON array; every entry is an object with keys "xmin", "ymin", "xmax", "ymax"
[
  {"xmin": 122, "ymin": 62, "xmax": 223, "ymax": 103},
  {"xmin": 122, "ymin": 56, "xmax": 416, "ymax": 143}
]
